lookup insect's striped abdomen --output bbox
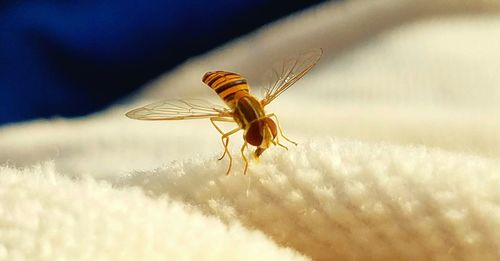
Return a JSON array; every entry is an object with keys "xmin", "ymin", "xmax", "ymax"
[{"xmin": 202, "ymin": 71, "xmax": 249, "ymax": 108}]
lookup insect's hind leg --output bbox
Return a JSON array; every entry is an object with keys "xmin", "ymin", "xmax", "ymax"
[
  {"xmin": 265, "ymin": 113, "xmax": 298, "ymax": 146},
  {"xmin": 219, "ymin": 137, "xmax": 229, "ymax": 161},
  {"xmin": 210, "ymin": 117, "xmax": 237, "ymax": 160},
  {"xmin": 210, "ymin": 117, "xmax": 241, "ymax": 175}
]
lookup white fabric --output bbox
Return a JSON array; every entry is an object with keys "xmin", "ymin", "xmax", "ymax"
[{"xmin": 2, "ymin": 1, "xmax": 500, "ymax": 260}]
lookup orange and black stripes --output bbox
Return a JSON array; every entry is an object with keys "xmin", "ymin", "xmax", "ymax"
[
  {"xmin": 202, "ymin": 71, "xmax": 249, "ymax": 107},
  {"xmin": 234, "ymin": 95, "xmax": 264, "ymax": 128}
]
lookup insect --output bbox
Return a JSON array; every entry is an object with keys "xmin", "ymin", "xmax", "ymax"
[{"xmin": 126, "ymin": 49, "xmax": 322, "ymax": 175}]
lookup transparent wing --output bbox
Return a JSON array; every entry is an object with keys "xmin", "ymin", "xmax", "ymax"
[
  {"xmin": 261, "ymin": 48, "xmax": 322, "ymax": 106},
  {"xmin": 125, "ymin": 98, "xmax": 232, "ymax": 120}
]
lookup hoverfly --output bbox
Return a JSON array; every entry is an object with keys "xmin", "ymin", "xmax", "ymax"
[{"xmin": 126, "ymin": 49, "xmax": 322, "ymax": 175}]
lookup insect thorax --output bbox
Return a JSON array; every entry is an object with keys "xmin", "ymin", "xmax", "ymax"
[{"xmin": 233, "ymin": 95, "xmax": 265, "ymax": 129}]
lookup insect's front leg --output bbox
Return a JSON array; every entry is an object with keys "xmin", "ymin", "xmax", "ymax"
[
  {"xmin": 240, "ymin": 141, "xmax": 249, "ymax": 175},
  {"xmin": 265, "ymin": 113, "xmax": 298, "ymax": 146}
]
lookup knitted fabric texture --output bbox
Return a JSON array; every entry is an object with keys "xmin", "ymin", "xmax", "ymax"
[{"xmin": 1, "ymin": 1, "xmax": 500, "ymax": 260}]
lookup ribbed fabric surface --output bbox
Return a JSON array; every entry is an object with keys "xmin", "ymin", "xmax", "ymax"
[{"xmin": 1, "ymin": 1, "xmax": 500, "ymax": 260}]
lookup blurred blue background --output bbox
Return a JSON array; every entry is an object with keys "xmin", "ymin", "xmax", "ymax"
[{"xmin": 0, "ymin": 0, "xmax": 326, "ymax": 125}]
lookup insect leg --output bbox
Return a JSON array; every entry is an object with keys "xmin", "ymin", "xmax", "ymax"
[
  {"xmin": 265, "ymin": 113, "xmax": 298, "ymax": 146},
  {"xmin": 210, "ymin": 117, "xmax": 235, "ymax": 134},
  {"xmin": 210, "ymin": 117, "xmax": 237, "ymax": 160},
  {"xmin": 240, "ymin": 141, "xmax": 249, "ymax": 175},
  {"xmin": 218, "ymin": 127, "xmax": 241, "ymax": 175},
  {"xmin": 273, "ymin": 137, "xmax": 290, "ymax": 150},
  {"xmin": 220, "ymin": 127, "xmax": 241, "ymax": 176},
  {"xmin": 219, "ymin": 138, "xmax": 229, "ymax": 161}
]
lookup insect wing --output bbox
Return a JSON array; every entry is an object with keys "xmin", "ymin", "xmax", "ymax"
[
  {"xmin": 125, "ymin": 99, "xmax": 231, "ymax": 120},
  {"xmin": 261, "ymin": 48, "xmax": 322, "ymax": 106}
]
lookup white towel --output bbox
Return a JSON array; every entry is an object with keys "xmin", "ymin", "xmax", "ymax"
[{"xmin": 2, "ymin": 1, "xmax": 500, "ymax": 260}]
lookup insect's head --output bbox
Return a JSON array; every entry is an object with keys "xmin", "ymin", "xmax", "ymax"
[
  {"xmin": 253, "ymin": 119, "xmax": 278, "ymax": 158},
  {"xmin": 264, "ymin": 118, "xmax": 278, "ymax": 143},
  {"xmin": 245, "ymin": 118, "xmax": 278, "ymax": 149}
]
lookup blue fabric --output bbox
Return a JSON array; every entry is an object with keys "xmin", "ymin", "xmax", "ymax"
[{"xmin": 0, "ymin": 0, "xmax": 325, "ymax": 125}]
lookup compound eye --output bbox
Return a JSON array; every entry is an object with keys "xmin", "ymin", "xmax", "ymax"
[
  {"xmin": 245, "ymin": 121, "xmax": 264, "ymax": 146},
  {"xmin": 264, "ymin": 118, "xmax": 278, "ymax": 138}
]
